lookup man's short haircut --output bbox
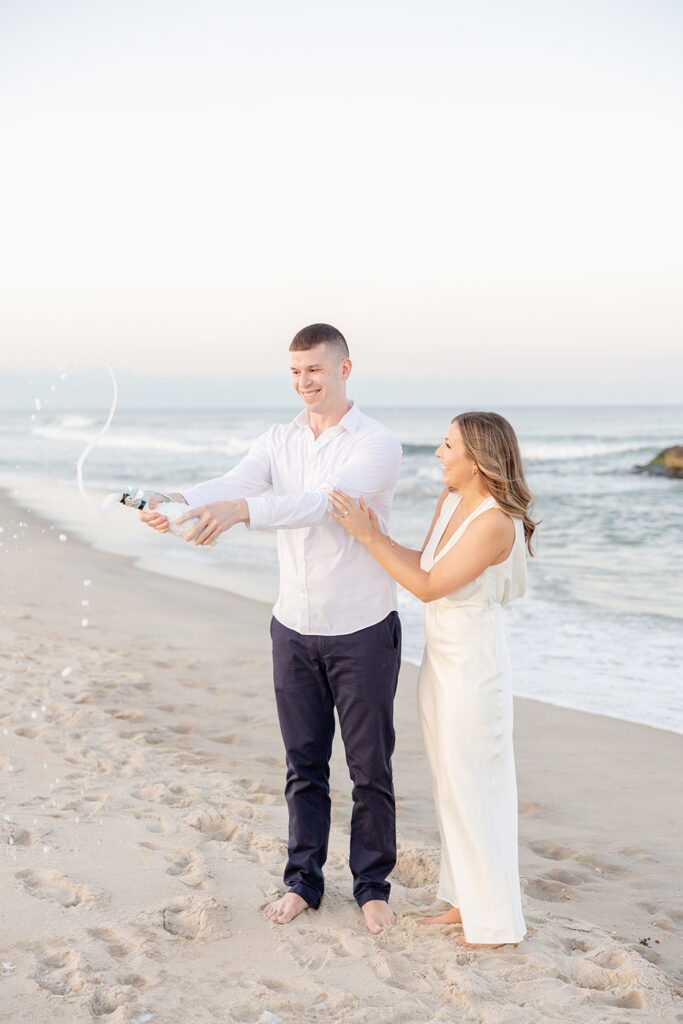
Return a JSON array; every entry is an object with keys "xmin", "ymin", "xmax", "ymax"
[{"xmin": 289, "ymin": 323, "xmax": 349, "ymax": 359}]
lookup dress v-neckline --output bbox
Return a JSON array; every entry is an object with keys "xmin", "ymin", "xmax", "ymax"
[{"xmin": 432, "ymin": 494, "xmax": 496, "ymax": 563}]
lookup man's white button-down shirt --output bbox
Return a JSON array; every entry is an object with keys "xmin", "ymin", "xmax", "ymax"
[{"xmin": 179, "ymin": 403, "xmax": 402, "ymax": 636}]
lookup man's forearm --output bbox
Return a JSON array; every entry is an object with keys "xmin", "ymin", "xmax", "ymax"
[{"xmin": 246, "ymin": 491, "xmax": 328, "ymax": 531}]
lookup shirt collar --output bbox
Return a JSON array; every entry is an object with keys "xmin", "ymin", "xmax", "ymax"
[{"xmin": 293, "ymin": 401, "xmax": 363, "ymax": 434}]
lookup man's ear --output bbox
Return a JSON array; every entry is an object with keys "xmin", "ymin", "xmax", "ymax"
[{"xmin": 341, "ymin": 358, "xmax": 352, "ymax": 381}]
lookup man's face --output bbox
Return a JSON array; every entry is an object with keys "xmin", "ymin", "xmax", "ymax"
[{"xmin": 290, "ymin": 343, "xmax": 350, "ymax": 415}]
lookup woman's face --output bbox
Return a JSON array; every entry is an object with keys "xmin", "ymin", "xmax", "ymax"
[{"xmin": 436, "ymin": 422, "xmax": 477, "ymax": 489}]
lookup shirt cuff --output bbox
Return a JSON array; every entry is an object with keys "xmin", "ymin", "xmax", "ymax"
[
  {"xmin": 177, "ymin": 487, "xmax": 203, "ymax": 508},
  {"xmin": 245, "ymin": 496, "xmax": 267, "ymax": 530}
]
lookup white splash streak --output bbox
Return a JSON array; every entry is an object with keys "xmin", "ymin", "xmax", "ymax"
[
  {"xmin": 102, "ymin": 491, "xmax": 123, "ymax": 510},
  {"xmin": 60, "ymin": 358, "xmax": 119, "ymax": 511}
]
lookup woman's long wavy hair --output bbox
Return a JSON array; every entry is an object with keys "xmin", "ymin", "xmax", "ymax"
[{"xmin": 454, "ymin": 411, "xmax": 538, "ymax": 555}]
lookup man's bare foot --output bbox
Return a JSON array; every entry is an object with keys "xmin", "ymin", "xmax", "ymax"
[
  {"xmin": 361, "ymin": 899, "xmax": 397, "ymax": 935},
  {"xmin": 420, "ymin": 907, "xmax": 462, "ymax": 926},
  {"xmin": 453, "ymin": 934, "xmax": 506, "ymax": 949},
  {"xmin": 264, "ymin": 892, "xmax": 309, "ymax": 925}
]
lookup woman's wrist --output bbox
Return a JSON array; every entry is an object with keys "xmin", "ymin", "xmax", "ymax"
[{"xmin": 367, "ymin": 529, "xmax": 392, "ymax": 552}]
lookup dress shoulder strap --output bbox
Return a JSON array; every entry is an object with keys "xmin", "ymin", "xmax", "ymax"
[
  {"xmin": 432, "ymin": 494, "xmax": 496, "ymax": 564},
  {"xmin": 469, "ymin": 495, "xmax": 498, "ymax": 520}
]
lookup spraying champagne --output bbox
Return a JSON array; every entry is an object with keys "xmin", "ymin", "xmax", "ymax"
[{"xmin": 120, "ymin": 489, "xmax": 218, "ymax": 547}]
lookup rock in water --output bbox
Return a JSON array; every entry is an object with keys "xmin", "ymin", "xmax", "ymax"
[{"xmin": 637, "ymin": 445, "xmax": 683, "ymax": 478}]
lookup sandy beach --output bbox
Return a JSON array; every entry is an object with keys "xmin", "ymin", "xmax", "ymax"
[{"xmin": 1, "ymin": 488, "xmax": 681, "ymax": 1024}]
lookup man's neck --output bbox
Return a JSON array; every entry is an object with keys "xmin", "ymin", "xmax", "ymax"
[{"xmin": 307, "ymin": 400, "xmax": 353, "ymax": 440}]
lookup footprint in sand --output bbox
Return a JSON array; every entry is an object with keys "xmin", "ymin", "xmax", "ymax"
[
  {"xmin": 207, "ymin": 731, "xmax": 244, "ymax": 745},
  {"xmin": 63, "ymin": 792, "xmax": 107, "ymax": 815},
  {"xmin": 391, "ymin": 847, "xmax": 440, "ymax": 888},
  {"xmin": 117, "ymin": 971, "xmax": 148, "ymax": 988},
  {"xmin": 131, "ymin": 781, "xmax": 199, "ymax": 808},
  {"xmin": 369, "ymin": 946, "xmax": 410, "ymax": 991},
  {"xmin": 230, "ymin": 778, "xmax": 279, "ymax": 805},
  {"xmin": 14, "ymin": 724, "xmax": 49, "ymax": 740},
  {"xmin": 89, "ymin": 984, "xmax": 140, "ymax": 1018},
  {"xmin": 570, "ymin": 957, "xmax": 648, "ymax": 1009},
  {"xmin": 84, "ymin": 793, "xmax": 108, "ymax": 805},
  {"xmin": 587, "ymin": 947, "xmax": 623, "ymax": 969},
  {"xmin": 523, "ymin": 876, "xmax": 577, "ymax": 902},
  {"xmin": 132, "ymin": 681, "xmax": 153, "ymax": 692},
  {"xmin": 87, "ymin": 926, "xmax": 138, "ymax": 959},
  {"xmin": 162, "ymin": 901, "xmax": 205, "ymax": 939},
  {"xmin": 134, "ymin": 813, "xmax": 169, "ymax": 834},
  {"xmin": 139, "ymin": 841, "xmax": 207, "ymax": 889},
  {"xmin": 636, "ymin": 903, "xmax": 683, "ymax": 936},
  {"xmin": 34, "ymin": 949, "xmax": 88, "ymax": 996},
  {"xmin": 230, "ymin": 829, "xmax": 265, "ymax": 864},
  {"xmin": 186, "ymin": 809, "xmax": 241, "ymax": 842},
  {"xmin": 628, "ymin": 941, "xmax": 662, "ymax": 965},
  {"xmin": 227, "ymin": 800, "xmax": 257, "ymax": 821},
  {"xmin": 161, "ymin": 895, "xmax": 229, "ymax": 940},
  {"xmin": 186, "ymin": 810, "xmax": 273, "ymax": 865},
  {"xmin": 16, "ymin": 868, "xmax": 93, "ymax": 907},
  {"xmin": 541, "ymin": 867, "xmax": 592, "ymax": 886},
  {"xmin": 617, "ymin": 845, "xmax": 659, "ymax": 865},
  {"xmin": 557, "ymin": 934, "xmax": 594, "ymax": 955},
  {"xmin": 548, "ymin": 921, "xmax": 662, "ymax": 1013},
  {"xmin": 41, "ymin": 931, "xmax": 148, "ymax": 1015},
  {"xmin": 165, "ymin": 850, "xmax": 206, "ymax": 888},
  {"xmin": 3, "ymin": 824, "xmax": 35, "ymax": 847},
  {"xmin": 527, "ymin": 840, "xmax": 629, "ymax": 879},
  {"xmin": 106, "ymin": 708, "xmax": 147, "ymax": 722}
]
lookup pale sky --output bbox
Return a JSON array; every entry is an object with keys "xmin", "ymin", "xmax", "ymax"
[{"xmin": 1, "ymin": 0, "xmax": 682, "ymax": 403}]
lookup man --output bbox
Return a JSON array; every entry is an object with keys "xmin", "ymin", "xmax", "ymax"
[{"xmin": 141, "ymin": 323, "xmax": 402, "ymax": 934}]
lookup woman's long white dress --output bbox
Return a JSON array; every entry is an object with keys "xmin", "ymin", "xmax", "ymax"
[{"xmin": 418, "ymin": 492, "xmax": 527, "ymax": 943}]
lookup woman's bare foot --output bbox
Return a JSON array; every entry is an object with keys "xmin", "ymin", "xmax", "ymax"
[
  {"xmin": 361, "ymin": 899, "xmax": 397, "ymax": 934},
  {"xmin": 264, "ymin": 892, "xmax": 309, "ymax": 924},
  {"xmin": 453, "ymin": 934, "xmax": 506, "ymax": 949},
  {"xmin": 420, "ymin": 907, "xmax": 462, "ymax": 926}
]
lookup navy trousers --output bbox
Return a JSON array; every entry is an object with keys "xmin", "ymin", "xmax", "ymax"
[{"xmin": 270, "ymin": 612, "xmax": 401, "ymax": 909}]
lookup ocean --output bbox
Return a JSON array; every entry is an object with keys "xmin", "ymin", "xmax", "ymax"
[{"xmin": 1, "ymin": 401, "xmax": 681, "ymax": 734}]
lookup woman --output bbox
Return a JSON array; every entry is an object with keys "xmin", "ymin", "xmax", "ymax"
[{"xmin": 329, "ymin": 411, "xmax": 536, "ymax": 948}]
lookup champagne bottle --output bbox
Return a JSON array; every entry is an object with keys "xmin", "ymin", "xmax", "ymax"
[{"xmin": 120, "ymin": 488, "xmax": 217, "ymax": 547}]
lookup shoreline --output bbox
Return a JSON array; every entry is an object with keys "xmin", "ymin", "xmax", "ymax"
[
  {"xmin": 1, "ymin": 489, "xmax": 682, "ymax": 1022},
  {"xmin": 2, "ymin": 478, "xmax": 681, "ymax": 737}
]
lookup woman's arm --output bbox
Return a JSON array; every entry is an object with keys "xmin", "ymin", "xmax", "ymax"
[
  {"xmin": 377, "ymin": 486, "xmax": 451, "ymax": 568},
  {"xmin": 329, "ymin": 491, "xmax": 514, "ymax": 603},
  {"xmin": 385, "ymin": 538, "xmax": 423, "ymax": 567}
]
